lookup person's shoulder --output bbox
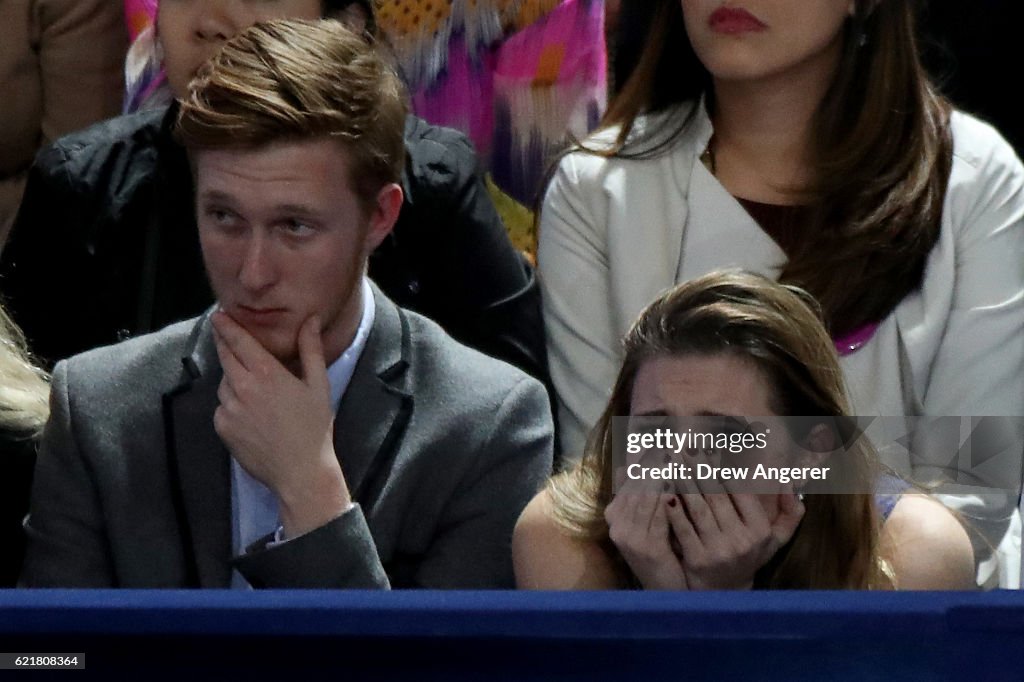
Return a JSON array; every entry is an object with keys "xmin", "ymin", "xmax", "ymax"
[
  {"xmin": 944, "ymin": 110, "xmax": 1024, "ymax": 231},
  {"xmin": 512, "ymin": 488, "xmax": 619, "ymax": 589},
  {"xmin": 60, "ymin": 316, "xmax": 202, "ymax": 398},
  {"xmin": 949, "ymin": 110, "xmax": 1023, "ymax": 175},
  {"xmin": 881, "ymin": 493, "xmax": 976, "ymax": 590},
  {"xmin": 33, "ymin": 107, "xmax": 169, "ymax": 189},
  {"xmin": 42, "ymin": 107, "xmax": 167, "ymax": 163},
  {"xmin": 403, "ymin": 113, "xmax": 473, "ymax": 152},
  {"xmin": 401, "ymin": 304, "xmax": 545, "ymax": 404},
  {"xmin": 554, "ymin": 102, "xmax": 702, "ymax": 184},
  {"xmin": 402, "ymin": 114, "xmax": 479, "ymax": 191}
]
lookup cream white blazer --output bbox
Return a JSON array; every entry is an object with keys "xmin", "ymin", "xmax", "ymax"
[{"xmin": 539, "ymin": 103, "xmax": 1024, "ymax": 584}]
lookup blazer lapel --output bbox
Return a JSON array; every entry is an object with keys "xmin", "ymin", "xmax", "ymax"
[
  {"xmin": 333, "ymin": 286, "xmax": 413, "ymax": 507},
  {"xmin": 162, "ymin": 312, "xmax": 233, "ymax": 588},
  {"xmin": 681, "ymin": 157, "xmax": 787, "ymax": 282}
]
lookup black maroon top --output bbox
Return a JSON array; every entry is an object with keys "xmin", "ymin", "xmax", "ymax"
[{"xmin": 735, "ymin": 197, "xmax": 809, "ymax": 255}]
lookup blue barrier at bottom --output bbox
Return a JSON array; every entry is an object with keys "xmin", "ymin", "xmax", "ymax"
[{"xmin": 0, "ymin": 590, "xmax": 1022, "ymax": 680}]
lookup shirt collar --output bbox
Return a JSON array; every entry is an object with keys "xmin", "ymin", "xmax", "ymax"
[{"xmin": 326, "ymin": 276, "xmax": 376, "ymax": 411}]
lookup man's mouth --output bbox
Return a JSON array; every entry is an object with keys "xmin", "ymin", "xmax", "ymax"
[{"xmin": 234, "ymin": 305, "xmax": 288, "ymax": 324}]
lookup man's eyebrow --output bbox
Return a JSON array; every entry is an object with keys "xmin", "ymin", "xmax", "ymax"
[
  {"xmin": 197, "ymin": 189, "xmax": 234, "ymax": 204},
  {"xmin": 195, "ymin": 193, "xmax": 323, "ymax": 218},
  {"xmin": 271, "ymin": 203, "xmax": 324, "ymax": 218}
]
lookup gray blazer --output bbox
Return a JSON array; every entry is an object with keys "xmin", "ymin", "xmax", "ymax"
[{"xmin": 20, "ymin": 287, "xmax": 554, "ymax": 588}]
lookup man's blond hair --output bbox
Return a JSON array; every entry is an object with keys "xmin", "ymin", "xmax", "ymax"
[{"xmin": 176, "ymin": 19, "xmax": 407, "ymax": 208}]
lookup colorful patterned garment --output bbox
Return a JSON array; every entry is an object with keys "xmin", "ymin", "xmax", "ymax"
[
  {"xmin": 123, "ymin": 0, "xmax": 172, "ymax": 113},
  {"xmin": 121, "ymin": 0, "xmax": 607, "ymax": 255},
  {"xmin": 377, "ymin": 0, "xmax": 607, "ymax": 256}
]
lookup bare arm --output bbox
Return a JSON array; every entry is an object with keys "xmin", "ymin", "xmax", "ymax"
[
  {"xmin": 881, "ymin": 494, "xmax": 976, "ymax": 590},
  {"xmin": 513, "ymin": 490, "xmax": 620, "ymax": 590}
]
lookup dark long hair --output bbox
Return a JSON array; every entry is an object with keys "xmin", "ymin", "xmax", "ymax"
[{"xmin": 600, "ymin": 0, "xmax": 953, "ymax": 337}]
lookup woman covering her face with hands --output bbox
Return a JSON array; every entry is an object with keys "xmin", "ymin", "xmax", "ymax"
[
  {"xmin": 514, "ymin": 271, "xmax": 975, "ymax": 590},
  {"xmin": 538, "ymin": 0, "xmax": 1024, "ymax": 584}
]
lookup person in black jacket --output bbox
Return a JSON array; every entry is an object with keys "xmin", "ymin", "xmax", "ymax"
[{"xmin": 0, "ymin": 0, "xmax": 549, "ymax": 391}]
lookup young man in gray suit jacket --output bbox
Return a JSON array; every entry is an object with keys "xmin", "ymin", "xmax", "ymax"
[{"xmin": 20, "ymin": 19, "xmax": 553, "ymax": 589}]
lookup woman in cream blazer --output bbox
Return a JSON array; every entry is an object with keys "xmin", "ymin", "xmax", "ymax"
[{"xmin": 540, "ymin": 0, "xmax": 1024, "ymax": 585}]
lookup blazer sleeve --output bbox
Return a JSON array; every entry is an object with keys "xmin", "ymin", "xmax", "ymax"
[
  {"xmin": 233, "ymin": 505, "xmax": 391, "ymax": 589},
  {"xmin": 234, "ymin": 376, "xmax": 553, "ymax": 590},
  {"xmin": 538, "ymin": 152, "xmax": 620, "ymax": 460},
  {"xmin": 410, "ymin": 375, "xmax": 554, "ymax": 589},
  {"xmin": 919, "ymin": 129, "xmax": 1024, "ymax": 423},
  {"xmin": 19, "ymin": 361, "xmax": 117, "ymax": 587},
  {"xmin": 910, "ymin": 124, "xmax": 1024, "ymax": 574}
]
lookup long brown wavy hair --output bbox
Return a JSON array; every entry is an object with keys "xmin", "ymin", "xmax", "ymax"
[
  {"xmin": 548, "ymin": 271, "xmax": 894, "ymax": 589},
  {"xmin": 596, "ymin": 0, "xmax": 953, "ymax": 337}
]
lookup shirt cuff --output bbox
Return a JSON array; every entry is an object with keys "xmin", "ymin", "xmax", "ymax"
[{"xmin": 264, "ymin": 501, "xmax": 359, "ymax": 549}]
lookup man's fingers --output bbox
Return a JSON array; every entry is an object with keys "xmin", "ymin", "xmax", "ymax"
[
  {"xmin": 212, "ymin": 310, "xmax": 278, "ymax": 375},
  {"xmin": 213, "ymin": 325, "xmax": 248, "ymax": 383},
  {"xmin": 298, "ymin": 315, "xmax": 329, "ymax": 394}
]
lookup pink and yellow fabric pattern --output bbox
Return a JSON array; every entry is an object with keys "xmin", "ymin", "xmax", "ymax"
[
  {"xmin": 122, "ymin": 1, "xmax": 607, "ymax": 256},
  {"xmin": 123, "ymin": 0, "xmax": 171, "ymax": 113},
  {"xmin": 376, "ymin": 0, "xmax": 607, "ymax": 256}
]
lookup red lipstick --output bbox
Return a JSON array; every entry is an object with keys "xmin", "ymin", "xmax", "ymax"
[{"xmin": 709, "ymin": 6, "xmax": 767, "ymax": 34}]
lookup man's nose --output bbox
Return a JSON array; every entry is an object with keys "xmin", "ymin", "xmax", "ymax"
[{"xmin": 238, "ymin": 234, "xmax": 277, "ymax": 292}]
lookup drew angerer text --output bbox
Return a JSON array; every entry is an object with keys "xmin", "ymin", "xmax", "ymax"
[{"xmin": 626, "ymin": 462, "xmax": 830, "ymax": 485}]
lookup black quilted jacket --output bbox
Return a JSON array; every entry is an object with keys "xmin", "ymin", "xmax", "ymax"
[{"xmin": 0, "ymin": 106, "xmax": 550, "ymax": 388}]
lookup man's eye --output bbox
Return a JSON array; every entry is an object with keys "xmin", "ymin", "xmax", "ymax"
[
  {"xmin": 205, "ymin": 208, "xmax": 235, "ymax": 225},
  {"xmin": 281, "ymin": 219, "xmax": 314, "ymax": 236}
]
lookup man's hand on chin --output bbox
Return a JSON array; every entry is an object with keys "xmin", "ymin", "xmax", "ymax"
[{"xmin": 211, "ymin": 311, "xmax": 352, "ymax": 539}]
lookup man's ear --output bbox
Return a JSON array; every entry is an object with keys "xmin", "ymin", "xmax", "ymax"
[{"xmin": 364, "ymin": 182, "xmax": 403, "ymax": 253}]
